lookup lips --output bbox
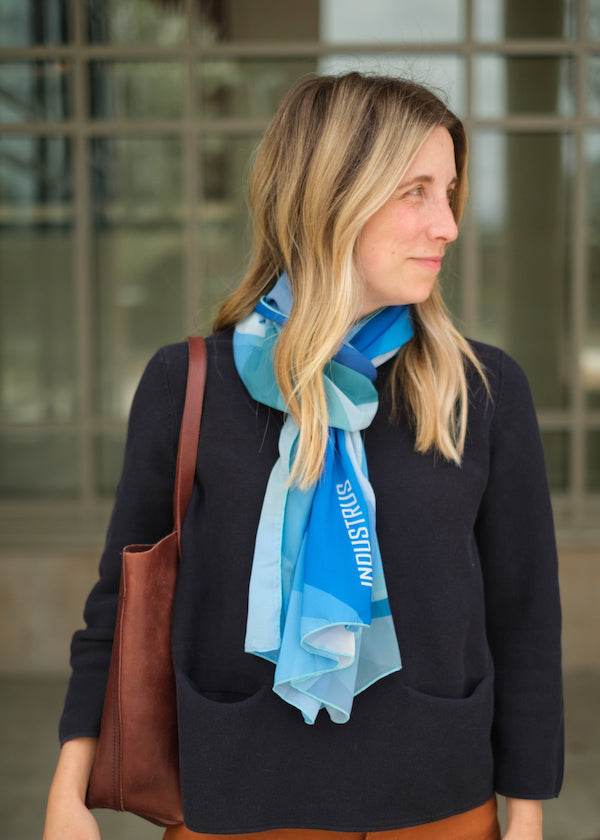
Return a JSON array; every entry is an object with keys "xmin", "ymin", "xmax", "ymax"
[{"xmin": 412, "ymin": 257, "xmax": 443, "ymax": 271}]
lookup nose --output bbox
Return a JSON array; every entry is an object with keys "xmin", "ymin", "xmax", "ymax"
[{"xmin": 429, "ymin": 197, "xmax": 459, "ymax": 243}]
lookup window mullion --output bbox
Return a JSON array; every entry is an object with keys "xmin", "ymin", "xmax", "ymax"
[
  {"xmin": 72, "ymin": 0, "xmax": 95, "ymax": 507},
  {"xmin": 183, "ymin": 0, "xmax": 200, "ymax": 338},
  {"xmin": 570, "ymin": 0, "xmax": 591, "ymax": 527}
]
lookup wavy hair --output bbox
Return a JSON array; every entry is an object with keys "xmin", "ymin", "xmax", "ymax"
[{"xmin": 214, "ymin": 72, "xmax": 487, "ymax": 487}]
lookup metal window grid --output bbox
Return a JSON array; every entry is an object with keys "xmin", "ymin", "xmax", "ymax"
[{"xmin": 0, "ymin": 0, "xmax": 599, "ymax": 546}]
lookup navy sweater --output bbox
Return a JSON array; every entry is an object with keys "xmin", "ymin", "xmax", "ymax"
[{"xmin": 60, "ymin": 331, "xmax": 563, "ymax": 833}]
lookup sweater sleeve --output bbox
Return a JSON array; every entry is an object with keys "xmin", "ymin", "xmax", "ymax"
[
  {"xmin": 58, "ymin": 344, "xmax": 188, "ymax": 744},
  {"xmin": 474, "ymin": 350, "xmax": 564, "ymax": 799}
]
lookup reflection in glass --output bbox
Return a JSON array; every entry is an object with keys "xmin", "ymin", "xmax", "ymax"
[
  {"xmin": 586, "ymin": 430, "xmax": 600, "ymax": 491},
  {"xmin": 198, "ymin": 59, "xmax": 318, "ymax": 120},
  {"xmin": 1, "ymin": 135, "xmax": 71, "ymax": 213},
  {"xmin": 89, "ymin": 61, "xmax": 185, "ymax": 120},
  {"xmin": 318, "ymin": 54, "xmax": 466, "ymax": 116},
  {"xmin": 584, "ymin": 133, "xmax": 600, "ymax": 407},
  {"xmin": 0, "ymin": 61, "xmax": 72, "ymax": 123},
  {"xmin": 320, "ymin": 0, "xmax": 463, "ymax": 43},
  {"xmin": 92, "ymin": 136, "xmax": 181, "ymax": 225},
  {"xmin": 0, "ymin": 231, "xmax": 76, "ymax": 423},
  {"xmin": 198, "ymin": 0, "xmax": 319, "ymax": 43},
  {"xmin": 540, "ymin": 431, "xmax": 570, "ymax": 492},
  {"xmin": 198, "ymin": 135, "xmax": 258, "ymax": 328},
  {"xmin": 473, "ymin": 56, "xmax": 575, "ymax": 118},
  {"xmin": 473, "ymin": 131, "xmax": 573, "ymax": 410},
  {"xmin": 0, "ymin": 0, "xmax": 69, "ymax": 46},
  {"xmin": 589, "ymin": 0, "xmax": 600, "ymax": 40},
  {"xmin": 473, "ymin": 0, "xmax": 575, "ymax": 41},
  {"xmin": 87, "ymin": 0, "xmax": 186, "ymax": 44},
  {"xmin": 91, "ymin": 137, "xmax": 184, "ymax": 419},
  {"xmin": 588, "ymin": 55, "xmax": 600, "ymax": 117},
  {"xmin": 0, "ymin": 136, "xmax": 76, "ymax": 424},
  {"xmin": 0, "ymin": 433, "xmax": 80, "ymax": 498},
  {"xmin": 440, "ymin": 239, "xmax": 463, "ymax": 330},
  {"xmin": 94, "ymin": 433, "xmax": 127, "ymax": 497},
  {"xmin": 198, "ymin": 0, "xmax": 463, "ymax": 44}
]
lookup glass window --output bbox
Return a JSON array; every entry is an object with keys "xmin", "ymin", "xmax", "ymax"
[
  {"xmin": 198, "ymin": 0, "xmax": 464, "ymax": 44},
  {"xmin": 320, "ymin": 0, "xmax": 464, "ymax": 43},
  {"xmin": 0, "ymin": 0, "xmax": 70, "ymax": 47},
  {"xmin": 472, "ymin": 131, "xmax": 573, "ymax": 409},
  {"xmin": 0, "ymin": 136, "xmax": 76, "ymax": 425},
  {"xmin": 588, "ymin": 55, "xmax": 600, "ymax": 117},
  {"xmin": 91, "ymin": 136, "xmax": 185, "ymax": 420},
  {"xmin": 541, "ymin": 430, "xmax": 570, "ymax": 492},
  {"xmin": 0, "ymin": 135, "xmax": 71, "ymax": 213},
  {"xmin": 588, "ymin": 0, "xmax": 600, "ymax": 40},
  {"xmin": 0, "ymin": 432, "xmax": 80, "ymax": 498},
  {"xmin": 318, "ymin": 54, "xmax": 466, "ymax": 116},
  {"xmin": 473, "ymin": 0, "xmax": 576, "ymax": 41},
  {"xmin": 94, "ymin": 433, "xmax": 127, "ymax": 497},
  {"xmin": 0, "ymin": 230, "xmax": 77, "ymax": 424},
  {"xmin": 198, "ymin": 0, "xmax": 320, "ymax": 43},
  {"xmin": 92, "ymin": 135, "xmax": 182, "ymax": 225},
  {"xmin": 2, "ymin": 0, "xmax": 600, "ymax": 534},
  {"xmin": 439, "ymin": 239, "xmax": 463, "ymax": 328},
  {"xmin": 586, "ymin": 429, "xmax": 600, "ymax": 491},
  {"xmin": 0, "ymin": 61, "xmax": 72, "ymax": 123},
  {"xmin": 198, "ymin": 58, "xmax": 318, "ymax": 120},
  {"xmin": 89, "ymin": 61, "xmax": 185, "ymax": 121},
  {"xmin": 92, "ymin": 225, "xmax": 185, "ymax": 420},
  {"xmin": 87, "ymin": 0, "xmax": 187, "ymax": 45},
  {"xmin": 198, "ymin": 134, "xmax": 258, "ymax": 325},
  {"xmin": 584, "ymin": 132, "xmax": 600, "ymax": 407},
  {"xmin": 473, "ymin": 56, "xmax": 576, "ymax": 118}
]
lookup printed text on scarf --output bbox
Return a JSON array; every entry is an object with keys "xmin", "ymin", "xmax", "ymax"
[{"xmin": 336, "ymin": 479, "xmax": 373, "ymax": 587}]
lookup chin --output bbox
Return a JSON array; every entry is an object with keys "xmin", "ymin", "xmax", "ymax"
[{"xmin": 402, "ymin": 284, "xmax": 436, "ymax": 307}]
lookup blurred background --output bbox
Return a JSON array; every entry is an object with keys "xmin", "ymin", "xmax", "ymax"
[{"xmin": 0, "ymin": 0, "xmax": 599, "ymax": 838}]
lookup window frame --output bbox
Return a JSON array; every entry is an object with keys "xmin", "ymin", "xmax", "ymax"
[{"xmin": 1, "ymin": 0, "xmax": 599, "ymax": 548}]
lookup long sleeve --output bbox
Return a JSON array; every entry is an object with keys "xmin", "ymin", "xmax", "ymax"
[
  {"xmin": 474, "ymin": 350, "xmax": 564, "ymax": 798},
  {"xmin": 58, "ymin": 343, "xmax": 188, "ymax": 744}
]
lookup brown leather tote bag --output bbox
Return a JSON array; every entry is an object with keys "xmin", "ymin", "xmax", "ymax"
[{"xmin": 86, "ymin": 336, "xmax": 207, "ymax": 826}]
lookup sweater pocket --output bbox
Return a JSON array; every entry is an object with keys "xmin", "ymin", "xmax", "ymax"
[
  {"xmin": 174, "ymin": 665, "xmax": 495, "ymax": 834},
  {"xmin": 387, "ymin": 670, "xmax": 496, "ymax": 778}
]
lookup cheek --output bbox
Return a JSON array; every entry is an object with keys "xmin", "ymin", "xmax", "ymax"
[
  {"xmin": 358, "ymin": 204, "xmax": 418, "ymax": 271},
  {"xmin": 357, "ymin": 230, "xmax": 379, "ymax": 273},
  {"xmin": 358, "ymin": 242, "xmax": 394, "ymax": 284},
  {"xmin": 360, "ymin": 217, "xmax": 397, "ymax": 261}
]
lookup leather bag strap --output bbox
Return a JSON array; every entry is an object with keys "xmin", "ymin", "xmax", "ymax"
[{"xmin": 174, "ymin": 336, "xmax": 207, "ymax": 549}]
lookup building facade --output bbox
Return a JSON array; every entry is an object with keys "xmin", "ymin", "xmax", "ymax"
[{"xmin": 1, "ymin": 0, "xmax": 599, "ymax": 671}]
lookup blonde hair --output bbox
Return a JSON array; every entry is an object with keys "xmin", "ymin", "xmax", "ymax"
[{"xmin": 214, "ymin": 72, "xmax": 487, "ymax": 487}]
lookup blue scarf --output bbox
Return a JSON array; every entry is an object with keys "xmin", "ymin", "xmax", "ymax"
[{"xmin": 233, "ymin": 274, "xmax": 414, "ymax": 723}]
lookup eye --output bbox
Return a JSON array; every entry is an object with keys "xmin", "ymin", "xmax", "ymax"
[{"xmin": 405, "ymin": 186, "xmax": 424, "ymax": 198}]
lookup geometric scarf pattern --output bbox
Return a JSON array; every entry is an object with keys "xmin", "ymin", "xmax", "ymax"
[{"xmin": 233, "ymin": 274, "xmax": 414, "ymax": 723}]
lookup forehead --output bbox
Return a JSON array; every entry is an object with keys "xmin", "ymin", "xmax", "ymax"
[{"xmin": 403, "ymin": 127, "xmax": 457, "ymax": 179}]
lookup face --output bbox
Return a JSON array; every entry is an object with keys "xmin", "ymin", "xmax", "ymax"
[{"xmin": 356, "ymin": 126, "xmax": 459, "ymax": 317}]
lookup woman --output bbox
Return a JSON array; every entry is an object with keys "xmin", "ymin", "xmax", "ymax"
[{"xmin": 44, "ymin": 73, "xmax": 563, "ymax": 840}]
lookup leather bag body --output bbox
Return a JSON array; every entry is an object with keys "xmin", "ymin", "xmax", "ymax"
[{"xmin": 86, "ymin": 336, "xmax": 207, "ymax": 826}]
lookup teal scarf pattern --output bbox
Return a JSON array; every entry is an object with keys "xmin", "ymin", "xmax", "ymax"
[{"xmin": 233, "ymin": 274, "xmax": 414, "ymax": 724}]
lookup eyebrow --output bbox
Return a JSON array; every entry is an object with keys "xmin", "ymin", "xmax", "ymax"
[{"xmin": 399, "ymin": 174, "xmax": 458, "ymax": 189}]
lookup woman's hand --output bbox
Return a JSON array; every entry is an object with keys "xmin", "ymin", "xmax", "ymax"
[
  {"xmin": 502, "ymin": 797, "xmax": 543, "ymax": 840},
  {"xmin": 43, "ymin": 737, "xmax": 100, "ymax": 840}
]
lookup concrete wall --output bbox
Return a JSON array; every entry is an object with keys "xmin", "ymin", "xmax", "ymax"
[
  {"xmin": 0, "ymin": 552, "xmax": 99, "ymax": 674},
  {"xmin": 0, "ymin": 544, "xmax": 597, "ymax": 675},
  {"xmin": 558, "ymin": 546, "xmax": 600, "ymax": 669}
]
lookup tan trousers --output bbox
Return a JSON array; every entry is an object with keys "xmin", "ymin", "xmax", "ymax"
[{"xmin": 163, "ymin": 796, "xmax": 501, "ymax": 840}]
